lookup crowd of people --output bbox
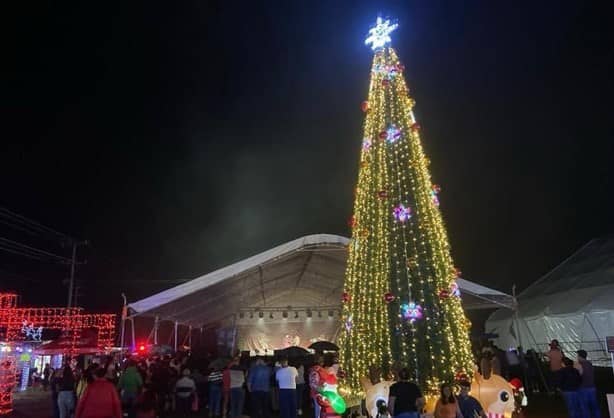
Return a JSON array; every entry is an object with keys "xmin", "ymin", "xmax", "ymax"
[{"xmin": 30, "ymin": 339, "xmax": 603, "ymax": 418}]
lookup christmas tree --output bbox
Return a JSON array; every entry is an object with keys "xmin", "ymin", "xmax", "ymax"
[{"xmin": 338, "ymin": 18, "xmax": 474, "ymax": 399}]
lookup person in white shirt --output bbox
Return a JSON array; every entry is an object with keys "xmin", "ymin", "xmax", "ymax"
[
  {"xmin": 276, "ymin": 357, "xmax": 298, "ymax": 418},
  {"xmin": 175, "ymin": 369, "xmax": 196, "ymax": 416}
]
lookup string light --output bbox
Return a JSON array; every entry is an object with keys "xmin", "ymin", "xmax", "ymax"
[
  {"xmin": 0, "ymin": 293, "xmax": 116, "ymax": 414},
  {"xmin": 339, "ymin": 18, "xmax": 474, "ymax": 402}
]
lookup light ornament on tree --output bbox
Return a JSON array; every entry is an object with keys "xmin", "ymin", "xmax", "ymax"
[
  {"xmin": 393, "ymin": 204, "xmax": 411, "ymax": 222},
  {"xmin": 365, "ymin": 17, "xmax": 398, "ymax": 50},
  {"xmin": 401, "ymin": 302, "xmax": 423, "ymax": 323},
  {"xmin": 450, "ymin": 281, "xmax": 461, "ymax": 297},
  {"xmin": 431, "ymin": 184, "xmax": 441, "ymax": 207},
  {"xmin": 385, "ymin": 125, "xmax": 402, "ymax": 143},
  {"xmin": 362, "ymin": 137, "xmax": 372, "ymax": 151},
  {"xmin": 344, "ymin": 315, "xmax": 353, "ymax": 333}
]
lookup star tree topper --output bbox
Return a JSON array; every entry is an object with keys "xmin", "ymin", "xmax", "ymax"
[{"xmin": 365, "ymin": 17, "xmax": 398, "ymax": 50}]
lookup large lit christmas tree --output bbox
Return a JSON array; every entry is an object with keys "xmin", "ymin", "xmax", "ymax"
[{"xmin": 339, "ymin": 18, "xmax": 474, "ymax": 398}]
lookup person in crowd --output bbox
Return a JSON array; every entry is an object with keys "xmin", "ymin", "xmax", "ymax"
[
  {"xmin": 309, "ymin": 356, "xmax": 325, "ymax": 418},
  {"xmin": 42, "ymin": 364, "xmax": 52, "ymax": 391},
  {"xmin": 75, "ymin": 367, "xmax": 122, "ymax": 418},
  {"xmin": 276, "ymin": 356, "xmax": 298, "ymax": 418},
  {"xmin": 546, "ymin": 339, "xmax": 563, "ymax": 389},
  {"xmin": 557, "ymin": 357, "xmax": 582, "ymax": 418},
  {"xmin": 136, "ymin": 389, "xmax": 157, "ymax": 418},
  {"xmin": 104, "ymin": 356, "xmax": 119, "ymax": 384},
  {"xmin": 506, "ymin": 348, "xmax": 522, "ymax": 380},
  {"xmin": 229, "ymin": 360, "xmax": 246, "ymax": 418},
  {"xmin": 248, "ymin": 357, "xmax": 272, "ymax": 418},
  {"xmin": 223, "ymin": 359, "xmax": 233, "ymax": 417},
  {"xmin": 480, "ymin": 352, "xmax": 493, "ymax": 379},
  {"xmin": 388, "ymin": 367, "xmax": 424, "ymax": 418},
  {"xmin": 576, "ymin": 350, "xmax": 601, "ymax": 418},
  {"xmin": 433, "ymin": 383, "xmax": 461, "ymax": 418},
  {"xmin": 191, "ymin": 368, "xmax": 208, "ymax": 412},
  {"xmin": 175, "ymin": 368, "xmax": 197, "ymax": 417},
  {"xmin": 118, "ymin": 360, "xmax": 143, "ymax": 418},
  {"xmin": 50, "ymin": 368, "xmax": 63, "ymax": 418},
  {"xmin": 31, "ymin": 367, "xmax": 40, "ymax": 388},
  {"xmin": 76, "ymin": 364, "xmax": 96, "ymax": 400},
  {"xmin": 151, "ymin": 358, "xmax": 171, "ymax": 413},
  {"xmin": 457, "ymin": 380, "xmax": 486, "ymax": 418},
  {"xmin": 208, "ymin": 366, "xmax": 224, "ymax": 418},
  {"xmin": 491, "ymin": 347, "xmax": 502, "ymax": 377},
  {"xmin": 295, "ymin": 364, "xmax": 305, "ymax": 416},
  {"xmin": 57, "ymin": 365, "xmax": 76, "ymax": 418}
]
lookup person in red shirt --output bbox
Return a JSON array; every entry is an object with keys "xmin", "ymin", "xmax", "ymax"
[{"xmin": 75, "ymin": 367, "xmax": 122, "ymax": 418}]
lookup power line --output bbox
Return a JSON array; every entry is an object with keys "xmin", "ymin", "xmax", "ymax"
[
  {"xmin": 0, "ymin": 237, "xmax": 73, "ymax": 263},
  {"xmin": 0, "ymin": 206, "xmax": 78, "ymax": 243}
]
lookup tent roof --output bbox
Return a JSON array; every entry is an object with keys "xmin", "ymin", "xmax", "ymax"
[
  {"xmin": 520, "ymin": 237, "xmax": 614, "ymax": 299},
  {"xmin": 489, "ymin": 237, "xmax": 614, "ymax": 321},
  {"xmin": 129, "ymin": 234, "xmax": 514, "ymax": 327}
]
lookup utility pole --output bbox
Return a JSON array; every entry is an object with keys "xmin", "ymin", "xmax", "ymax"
[{"xmin": 67, "ymin": 240, "xmax": 88, "ymax": 308}]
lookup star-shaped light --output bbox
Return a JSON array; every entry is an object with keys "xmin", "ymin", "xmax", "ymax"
[{"xmin": 365, "ymin": 17, "xmax": 398, "ymax": 50}]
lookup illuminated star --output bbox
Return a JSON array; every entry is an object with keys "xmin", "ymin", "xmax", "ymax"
[{"xmin": 365, "ymin": 17, "xmax": 398, "ymax": 50}]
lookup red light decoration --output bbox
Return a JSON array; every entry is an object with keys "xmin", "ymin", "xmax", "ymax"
[
  {"xmin": 383, "ymin": 292, "xmax": 395, "ymax": 303},
  {"xmin": 0, "ymin": 293, "xmax": 116, "ymax": 414}
]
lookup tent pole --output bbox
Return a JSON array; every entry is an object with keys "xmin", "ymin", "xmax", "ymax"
[
  {"xmin": 130, "ymin": 318, "xmax": 136, "ymax": 352},
  {"xmin": 120, "ymin": 293, "xmax": 127, "ymax": 351},
  {"xmin": 188, "ymin": 326, "xmax": 192, "ymax": 349},
  {"xmin": 174, "ymin": 321, "xmax": 178, "ymax": 352},
  {"xmin": 154, "ymin": 316, "xmax": 159, "ymax": 345}
]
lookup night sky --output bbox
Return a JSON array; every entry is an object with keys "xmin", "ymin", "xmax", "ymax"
[{"xmin": 3, "ymin": 1, "xmax": 613, "ymax": 311}]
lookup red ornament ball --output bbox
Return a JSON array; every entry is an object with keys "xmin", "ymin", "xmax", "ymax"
[
  {"xmin": 378, "ymin": 131, "xmax": 388, "ymax": 140},
  {"xmin": 432, "ymin": 184, "xmax": 441, "ymax": 194},
  {"xmin": 410, "ymin": 123, "xmax": 421, "ymax": 132},
  {"xmin": 341, "ymin": 292, "xmax": 351, "ymax": 303},
  {"xmin": 382, "ymin": 78, "xmax": 390, "ymax": 86},
  {"xmin": 347, "ymin": 216, "xmax": 357, "ymax": 228},
  {"xmin": 396, "ymin": 63, "xmax": 405, "ymax": 72},
  {"xmin": 383, "ymin": 292, "xmax": 395, "ymax": 303},
  {"xmin": 454, "ymin": 267, "xmax": 462, "ymax": 278},
  {"xmin": 377, "ymin": 190, "xmax": 387, "ymax": 199},
  {"xmin": 361, "ymin": 101, "xmax": 369, "ymax": 112},
  {"xmin": 439, "ymin": 289, "xmax": 450, "ymax": 299}
]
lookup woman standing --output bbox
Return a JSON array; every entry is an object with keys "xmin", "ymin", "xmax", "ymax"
[
  {"xmin": 57, "ymin": 365, "xmax": 76, "ymax": 418},
  {"xmin": 434, "ymin": 383, "xmax": 462, "ymax": 418}
]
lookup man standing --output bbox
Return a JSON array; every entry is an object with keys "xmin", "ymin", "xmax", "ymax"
[
  {"xmin": 576, "ymin": 350, "xmax": 601, "ymax": 418},
  {"xmin": 229, "ymin": 361, "xmax": 246, "ymax": 418},
  {"xmin": 388, "ymin": 368, "xmax": 424, "ymax": 418},
  {"xmin": 175, "ymin": 369, "xmax": 197, "ymax": 417},
  {"xmin": 546, "ymin": 339, "xmax": 563, "ymax": 390},
  {"xmin": 457, "ymin": 380, "xmax": 486, "ymax": 418},
  {"xmin": 276, "ymin": 357, "xmax": 298, "ymax": 418},
  {"xmin": 557, "ymin": 357, "xmax": 582, "ymax": 418},
  {"xmin": 248, "ymin": 357, "xmax": 272, "ymax": 418}
]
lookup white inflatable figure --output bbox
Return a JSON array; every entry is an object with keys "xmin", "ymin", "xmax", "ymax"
[
  {"xmin": 470, "ymin": 369, "xmax": 515, "ymax": 418},
  {"xmin": 360, "ymin": 376, "xmax": 394, "ymax": 418}
]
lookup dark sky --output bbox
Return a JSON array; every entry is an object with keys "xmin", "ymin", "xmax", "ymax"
[{"xmin": 2, "ymin": 1, "xmax": 613, "ymax": 311}]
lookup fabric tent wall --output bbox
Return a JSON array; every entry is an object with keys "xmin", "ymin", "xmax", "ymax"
[{"xmin": 486, "ymin": 284, "xmax": 614, "ymax": 366}]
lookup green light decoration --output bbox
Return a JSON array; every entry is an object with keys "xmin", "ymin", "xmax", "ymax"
[{"xmin": 320, "ymin": 390, "xmax": 347, "ymax": 414}]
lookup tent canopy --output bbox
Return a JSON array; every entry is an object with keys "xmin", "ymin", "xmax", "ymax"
[
  {"xmin": 129, "ymin": 234, "xmax": 514, "ymax": 327},
  {"xmin": 486, "ymin": 237, "xmax": 614, "ymax": 365}
]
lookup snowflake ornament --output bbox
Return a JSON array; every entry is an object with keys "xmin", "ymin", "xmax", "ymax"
[
  {"xmin": 393, "ymin": 204, "xmax": 412, "ymax": 222},
  {"xmin": 365, "ymin": 17, "xmax": 398, "ymax": 50}
]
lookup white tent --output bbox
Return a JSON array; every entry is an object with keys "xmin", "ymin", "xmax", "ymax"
[
  {"xmin": 128, "ymin": 234, "xmax": 515, "ymax": 351},
  {"xmin": 486, "ymin": 237, "xmax": 614, "ymax": 366}
]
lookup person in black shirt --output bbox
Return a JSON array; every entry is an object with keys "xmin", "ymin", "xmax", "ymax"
[
  {"xmin": 388, "ymin": 368, "xmax": 424, "ymax": 418},
  {"xmin": 457, "ymin": 380, "xmax": 486, "ymax": 418},
  {"xmin": 557, "ymin": 357, "xmax": 582, "ymax": 418}
]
